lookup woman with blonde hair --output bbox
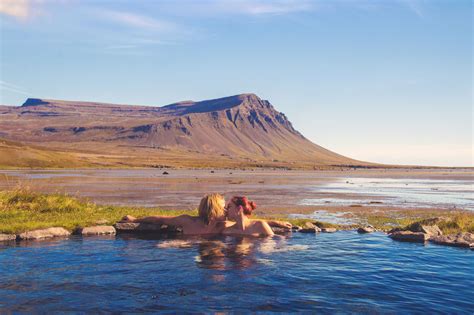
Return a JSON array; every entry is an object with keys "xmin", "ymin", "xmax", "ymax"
[{"xmin": 121, "ymin": 193, "xmax": 227, "ymax": 235}]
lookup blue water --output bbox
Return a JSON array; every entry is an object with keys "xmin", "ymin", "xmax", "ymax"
[{"xmin": 1, "ymin": 232, "xmax": 473, "ymax": 313}]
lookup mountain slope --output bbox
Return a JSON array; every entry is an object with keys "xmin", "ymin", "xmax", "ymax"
[{"xmin": 0, "ymin": 93, "xmax": 369, "ymax": 168}]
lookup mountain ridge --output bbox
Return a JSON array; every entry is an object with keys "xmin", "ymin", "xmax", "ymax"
[{"xmin": 0, "ymin": 93, "xmax": 370, "ymax": 168}]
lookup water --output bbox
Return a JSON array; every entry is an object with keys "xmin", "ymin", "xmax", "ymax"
[
  {"xmin": 1, "ymin": 232, "xmax": 473, "ymax": 313},
  {"xmin": 301, "ymin": 177, "xmax": 474, "ymax": 210},
  {"xmin": 0, "ymin": 169, "xmax": 473, "ymax": 211}
]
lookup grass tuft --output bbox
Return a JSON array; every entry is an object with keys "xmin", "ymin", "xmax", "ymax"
[{"xmin": 0, "ymin": 189, "xmax": 194, "ymax": 234}]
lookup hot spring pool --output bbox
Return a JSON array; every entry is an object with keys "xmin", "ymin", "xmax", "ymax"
[{"xmin": 0, "ymin": 232, "xmax": 472, "ymax": 313}]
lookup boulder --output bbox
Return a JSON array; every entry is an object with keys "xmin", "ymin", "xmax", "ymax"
[
  {"xmin": 19, "ymin": 227, "xmax": 71, "ymax": 240},
  {"xmin": 419, "ymin": 225, "xmax": 443, "ymax": 237},
  {"xmin": 407, "ymin": 223, "xmax": 443, "ymax": 237},
  {"xmin": 299, "ymin": 226, "xmax": 322, "ymax": 233},
  {"xmin": 114, "ymin": 222, "xmax": 181, "ymax": 234},
  {"xmin": 321, "ymin": 227, "xmax": 337, "ymax": 233},
  {"xmin": 389, "ymin": 231, "xmax": 429, "ymax": 243},
  {"xmin": 80, "ymin": 225, "xmax": 116, "ymax": 235},
  {"xmin": 272, "ymin": 227, "xmax": 291, "ymax": 235},
  {"xmin": 430, "ymin": 233, "xmax": 474, "ymax": 249},
  {"xmin": 357, "ymin": 226, "xmax": 375, "ymax": 233},
  {"xmin": 0, "ymin": 234, "xmax": 16, "ymax": 242},
  {"xmin": 304, "ymin": 222, "xmax": 316, "ymax": 229},
  {"xmin": 292, "ymin": 226, "xmax": 302, "ymax": 231}
]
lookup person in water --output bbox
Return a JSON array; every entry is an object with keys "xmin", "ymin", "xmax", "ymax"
[
  {"xmin": 222, "ymin": 196, "xmax": 274, "ymax": 237},
  {"xmin": 121, "ymin": 194, "xmax": 291, "ymax": 236},
  {"xmin": 121, "ymin": 193, "xmax": 227, "ymax": 235}
]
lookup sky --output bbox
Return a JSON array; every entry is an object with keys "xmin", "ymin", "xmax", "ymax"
[{"xmin": 0, "ymin": 0, "xmax": 472, "ymax": 166}]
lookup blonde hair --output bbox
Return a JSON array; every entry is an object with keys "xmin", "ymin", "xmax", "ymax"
[{"xmin": 198, "ymin": 193, "xmax": 225, "ymax": 225}]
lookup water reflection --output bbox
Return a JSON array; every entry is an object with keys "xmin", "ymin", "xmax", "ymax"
[{"xmin": 1, "ymin": 232, "xmax": 473, "ymax": 313}]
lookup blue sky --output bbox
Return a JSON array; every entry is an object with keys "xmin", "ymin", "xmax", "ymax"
[{"xmin": 0, "ymin": 0, "xmax": 472, "ymax": 166}]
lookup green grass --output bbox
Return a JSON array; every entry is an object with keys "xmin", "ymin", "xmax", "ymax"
[
  {"xmin": 0, "ymin": 189, "xmax": 195, "ymax": 234},
  {"xmin": 1, "ymin": 189, "xmax": 473, "ymax": 235}
]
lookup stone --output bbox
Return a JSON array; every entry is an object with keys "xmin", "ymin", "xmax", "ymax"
[
  {"xmin": 407, "ymin": 222, "xmax": 443, "ymax": 237},
  {"xmin": 304, "ymin": 222, "xmax": 316, "ymax": 229},
  {"xmin": 321, "ymin": 227, "xmax": 337, "ymax": 233},
  {"xmin": 419, "ymin": 225, "xmax": 443, "ymax": 237},
  {"xmin": 430, "ymin": 233, "xmax": 474, "ymax": 249},
  {"xmin": 299, "ymin": 226, "xmax": 322, "ymax": 233},
  {"xmin": 272, "ymin": 227, "xmax": 291, "ymax": 235},
  {"xmin": 19, "ymin": 227, "xmax": 71, "ymax": 240},
  {"xmin": 358, "ymin": 226, "xmax": 375, "ymax": 233},
  {"xmin": 292, "ymin": 226, "xmax": 302, "ymax": 231},
  {"xmin": 114, "ymin": 222, "xmax": 181, "ymax": 233},
  {"xmin": 0, "ymin": 234, "xmax": 16, "ymax": 242},
  {"xmin": 389, "ymin": 231, "xmax": 429, "ymax": 243},
  {"xmin": 81, "ymin": 225, "xmax": 116, "ymax": 235}
]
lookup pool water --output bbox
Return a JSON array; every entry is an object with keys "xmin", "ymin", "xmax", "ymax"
[{"xmin": 1, "ymin": 232, "xmax": 473, "ymax": 313}]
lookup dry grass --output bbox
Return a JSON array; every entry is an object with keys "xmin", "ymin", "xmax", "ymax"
[
  {"xmin": 1, "ymin": 189, "xmax": 472, "ymax": 235},
  {"xmin": 0, "ymin": 189, "xmax": 194, "ymax": 234}
]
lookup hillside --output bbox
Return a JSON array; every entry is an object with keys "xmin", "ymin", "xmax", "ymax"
[{"xmin": 0, "ymin": 94, "xmax": 371, "ymax": 169}]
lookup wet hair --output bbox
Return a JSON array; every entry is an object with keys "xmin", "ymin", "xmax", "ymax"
[
  {"xmin": 230, "ymin": 196, "xmax": 257, "ymax": 216},
  {"xmin": 198, "ymin": 193, "xmax": 225, "ymax": 225}
]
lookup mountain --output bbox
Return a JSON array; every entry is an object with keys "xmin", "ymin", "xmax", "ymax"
[{"xmin": 0, "ymin": 93, "xmax": 370, "ymax": 168}]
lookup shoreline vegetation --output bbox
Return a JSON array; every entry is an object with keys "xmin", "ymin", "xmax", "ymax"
[{"xmin": 1, "ymin": 189, "xmax": 473, "ymax": 236}]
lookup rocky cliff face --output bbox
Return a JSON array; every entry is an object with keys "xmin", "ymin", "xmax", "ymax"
[{"xmin": 0, "ymin": 93, "xmax": 364, "ymax": 165}]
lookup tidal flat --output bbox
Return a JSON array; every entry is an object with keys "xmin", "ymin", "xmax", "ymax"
[{"xmin": 0, "ymin": 168, "xmax": 472, "ymax": 228}]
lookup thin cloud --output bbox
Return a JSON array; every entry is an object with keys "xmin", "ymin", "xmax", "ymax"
[
  {"xmin": 0, "ymin": 0, "xmax": 30, "ymax": 19},
  {"xmin": 224, "ymin": 0, "xmax": 313, "ymax": 15},
  {"xmin": 160, "ymin": 0, "xmax": 314, "ymax": 17},
  {"xmin": 101, "ymin": 10, "xmax": 177, "ymax": 32},
  {"xmin": 0, "ymin": 80, "xmax": 30, "ymax": 96},
  {"xmin": 400, "ymin": 0, "xmax": 425, "ymax": 18}
]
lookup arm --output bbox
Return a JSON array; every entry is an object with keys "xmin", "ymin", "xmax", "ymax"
[
  {"xmin": 252, "ymin": 219, "xmax": 292, "ymax": 230},
  {"xmin": 257, "ymin": 221, "xmax": 275, "ymax": 236}
]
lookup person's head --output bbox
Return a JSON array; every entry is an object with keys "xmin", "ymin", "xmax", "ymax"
[
  {"xmin": 198, "ymin": 193, "xmax": 226, "ymax": 224},
  {"xmin": 226, "ymin": 196, "xmax": 257, "ymax": 220}
]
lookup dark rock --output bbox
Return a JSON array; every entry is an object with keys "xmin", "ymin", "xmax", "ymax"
[
  {"xmin": 388, "ymin": 227, "xmax": 403, "ymax": 234},
  {"xmin": 19, "ymin": 227, "xmax": 71, "ymax": 240},
  {"xmin": 358, "ymin": 226, "xmax": 375, "ymax": 233},
  {"xmin": 272, "ymin": 227, "xmax": 291, "ymax": 235},
  {"xmin": 321, "ymin": 227, "xmax": 337, "ymax": 233},
  {"xmin": 430, "ymin": 233, "xmax": 474, "ymax": 249},
  {"xmin": 407, "ymin": 222, "xmax": 443, "ymax": 237},
  {"xmin": 162, "ymin": 171, "xmax": 169, "ymax": 175},
  {"xmin": 299, "ymin": 226, "xmax": 322, "ymax": 233},
  {"xmin": 389, "ymin": 231, "xmax": 429, "ymax": 243}
]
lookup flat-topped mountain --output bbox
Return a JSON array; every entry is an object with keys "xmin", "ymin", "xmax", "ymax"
[{"xmin": 0, "ymin": 94, "xmax": 369, "ymax": 168}]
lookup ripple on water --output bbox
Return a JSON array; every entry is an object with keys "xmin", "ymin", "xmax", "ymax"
[{"xmin": 0, "ymin": 233, "xmax": 473, "ymax": 313}]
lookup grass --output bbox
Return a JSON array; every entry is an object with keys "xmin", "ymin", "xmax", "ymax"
[
  {"xmin": 361, "ymin": 212, "xmax": 474, "ymax": 234},
  {"xmin": 0, "ymin": 189, "xmax": 194, "ymax": 234},
  {"xmin": 1, "ymin": 189, "xmax": 473, "ymax": 235}
]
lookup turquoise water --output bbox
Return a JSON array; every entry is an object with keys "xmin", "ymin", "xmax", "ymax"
[{"xmin": 1, "ymin": 232, "xmax": 473, "ymax": 313}]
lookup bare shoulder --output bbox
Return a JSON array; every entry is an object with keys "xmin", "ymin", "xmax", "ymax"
[{"xmin": 253, "ymin": 220, "xmax": 274, "ymax": 236}]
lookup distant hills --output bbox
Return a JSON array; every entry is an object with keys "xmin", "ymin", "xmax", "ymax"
[{"xmin": 0, "ymin": 93, "xmax": 371, "ymax": 169}]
